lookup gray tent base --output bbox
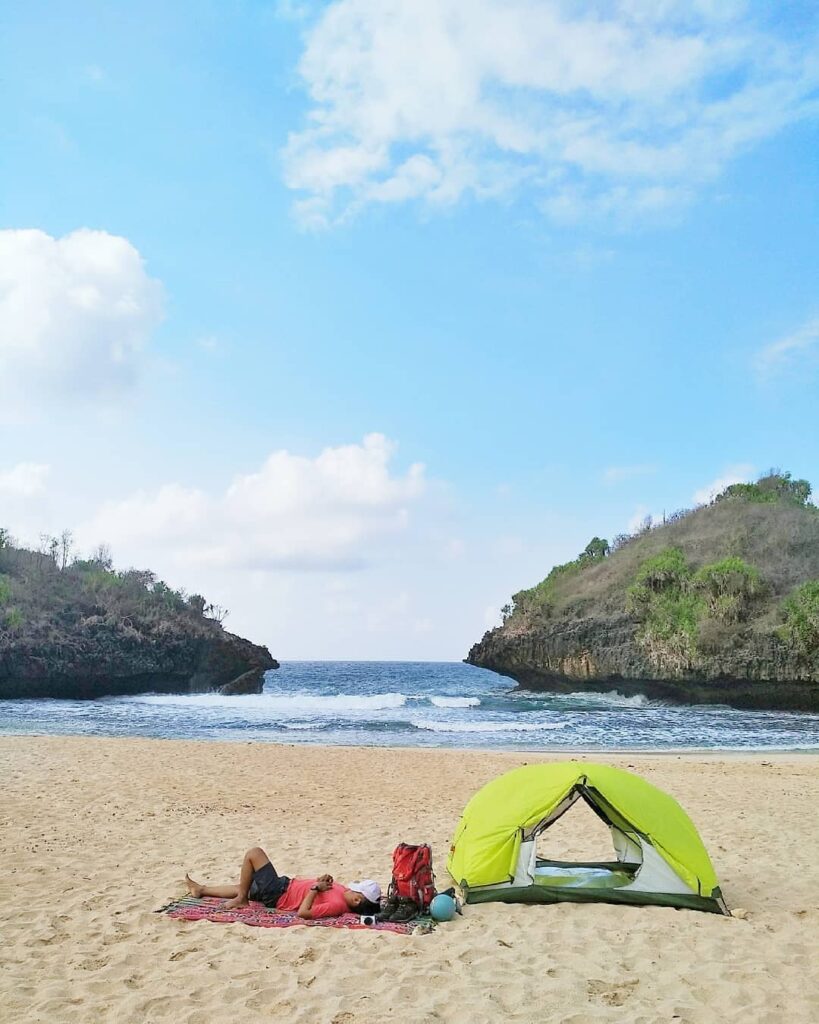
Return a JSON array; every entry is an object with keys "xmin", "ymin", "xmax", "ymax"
[{"xmin": 461, "ymin": 881, "xmax": 728, "ymax": 915}]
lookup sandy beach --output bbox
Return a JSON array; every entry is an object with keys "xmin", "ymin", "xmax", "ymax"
[{"xmin": 2, "ymin": 736, "xmax": 817, "ymax": 1024}]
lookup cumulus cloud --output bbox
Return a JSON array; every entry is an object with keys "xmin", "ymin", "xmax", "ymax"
[
  {"xmin": 77, "ymin": 434, "xmax": 425, "ymax": 572},
  {"xmin": 693, "ymin": 463, "xmax": 754, "ymax": 505},
  {"xmin": 0, "ymin": 462, "xmax": 50, "ymax": 497},
  {"xmin": 0, "ymin": 228, "xmax": 163, "ymax": 409},
  {"xmin": 282, "ymin": 1, "xmax": 819, "ymax": 226},
  {"xmin": 754, "ymin": 316, "xmax": 819, "ymax": 379}
]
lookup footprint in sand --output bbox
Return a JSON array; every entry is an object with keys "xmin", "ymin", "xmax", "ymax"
[
  {"xmin": 168, "ymin": 947, "xmax": 201, "ymax": 961},
  {"xmin": 77, "ymin": 956, "xmax": 111, "ymax": 972},
  {"xmin": 26, "ymin": 932, "xmax": 60, "ymax": 947},
  {"xmin": 587, "ymin": 978, "xmax": 639, "ymax": 1007}
]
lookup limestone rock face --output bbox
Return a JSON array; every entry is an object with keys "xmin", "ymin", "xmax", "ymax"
[
  {"xmin": 466, "ymin": 616, "xmax": 818, "ymax": 710},
  {"xmin": 0, "ymin": 623, "xmax": 277, "ymax": 699}
]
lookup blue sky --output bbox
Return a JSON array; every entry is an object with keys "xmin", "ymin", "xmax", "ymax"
[{"xmin": 1, "ymin": 1, "xmax": 818, "ymax": 658}]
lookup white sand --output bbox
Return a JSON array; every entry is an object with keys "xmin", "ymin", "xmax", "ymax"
[{"xmin": 2, "ymin": 736, "xmax": 817, "ymax": 1023}]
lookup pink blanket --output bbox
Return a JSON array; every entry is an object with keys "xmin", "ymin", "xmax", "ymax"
[{"xmin": 160, "ymin": 895, "xmax": 422, "ymax": 934}]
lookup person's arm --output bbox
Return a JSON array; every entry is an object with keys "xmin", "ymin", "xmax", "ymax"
[{"xmin": 297, "ymin": 874, "xmax": 333, "ymax": 919}]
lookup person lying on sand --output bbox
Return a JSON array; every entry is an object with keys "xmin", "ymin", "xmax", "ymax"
[{"xmin": 184, "ymin": 846, "xmax": 381, "ymax": 920}]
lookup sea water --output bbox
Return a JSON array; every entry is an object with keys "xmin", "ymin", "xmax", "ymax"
[{"xmin": 1, "ymin": 661, "xmax": 818, "ymax": 751}]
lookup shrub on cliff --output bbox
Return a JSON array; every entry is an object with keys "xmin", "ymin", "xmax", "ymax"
[
  {"xmin": 0, "ymin": 573, "xmax": 23, "ymax": 631},
  {"xmin": 692, "ymin": 557, "xmax": 764, "ymax": 623},
  {"xmin": 626, "ymin": 548, "xmax": 689, "ymax": 613},
  {"xmin": 626, "ymin": 550, "xmax": 702, "ymax": 668},
  {"xmin": 780, "ymin": 581, "xmax": 819, "ymax": 662},
  {"xmin": 582, "ymin": 537, "xmax": 610, "ymax": 560},
  {"xmin": 625, "ymin": 549, "xmax": 767, "ymax": 671},
  {"xmin": 716, "ymin": 470, "xmax": 812, "ymax": 507}
]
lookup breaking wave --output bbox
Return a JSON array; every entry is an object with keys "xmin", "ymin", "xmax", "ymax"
[
  {"xmin": 132, "ymin": 691, "xmax": 409, "ymax": 714},
  {"xmin": 429, "ymin": 696, "xmax": 481, "ymax": 708},
  {"xmin": 411, "ymin": 719, "xmax": 569, "ymax": 734},
  {"xmin": 553, "ymin": 690, "xmax": 651, "ymax": 708}
]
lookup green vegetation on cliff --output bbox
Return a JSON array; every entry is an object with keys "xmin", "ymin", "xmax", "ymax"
[
  {"xmin": 715, "ymin": 471, "xmax": 812, "ymax": 506},
  {"xmin": 506, "ymin": 471, "xmax": 816, "ymax": 641},
  {"xmin": 471, "ymin": 471, "xmax": 819, "ymax": 707},
  {"xmin": 0, "ymin": 529, "xmax": 276, "ymax": 699},
  {"xmin": 781, "ymin": 581, "xmax": 819, "ymax": 660},
  {"xmin": 624, "ymin": 550, "xmax": 766, "ymax": 670},
  {"xmin": 0, "ymin": 530, "xmax": 225, "ymax": 637},
  {"xmin": 506, "ymin": 535, "xmax": 610, "ymax": 621}
]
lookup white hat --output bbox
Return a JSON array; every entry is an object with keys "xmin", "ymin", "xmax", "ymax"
[{"xmin": 347, "ymin": 879, "xmax": 381, "ymax": 903}]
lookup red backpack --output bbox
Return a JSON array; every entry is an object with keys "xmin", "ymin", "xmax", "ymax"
[{"xmin": 388, "ymin": 843, "xmax": 435, "ymax": 910}]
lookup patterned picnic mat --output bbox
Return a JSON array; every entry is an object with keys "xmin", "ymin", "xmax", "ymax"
[{"xmin": 158, "ymin": 895, "xmax": 427, "ymax": 934}]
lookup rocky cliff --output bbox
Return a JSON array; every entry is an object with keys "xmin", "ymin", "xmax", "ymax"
[
  {"xmin": 467, "ymin": 472, "xmax": 819, "ymax": 711},
  {"xmin": 0, "ymin": 622, "xmax": 277, "ymax": 699},
  {"xmin": 0, "ymin": 537, "xmax": 277, "ymax": 699}
]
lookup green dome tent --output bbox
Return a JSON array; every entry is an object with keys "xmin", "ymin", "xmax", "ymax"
[{"xmin": 447, "ymin": 762, "xmax": 728, "ymax": 914}]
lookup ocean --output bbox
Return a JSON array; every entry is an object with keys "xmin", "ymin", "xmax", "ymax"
[{"xmin": 1, "ymin": 661, "xmax": 818, "ymax": 751}]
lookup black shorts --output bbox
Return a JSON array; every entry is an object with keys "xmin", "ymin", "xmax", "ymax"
[{"xmin": 249, "ymin": 862, "xmax": 291, "ymax": 907}]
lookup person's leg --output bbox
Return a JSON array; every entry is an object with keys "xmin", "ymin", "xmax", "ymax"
[
  {"xmin": 185, "ymin": 847, "xmax": 272, "ymax": 906},
  {"xmin": 184, "ymin": 874, "xmax": 239, "ymax": 899}
]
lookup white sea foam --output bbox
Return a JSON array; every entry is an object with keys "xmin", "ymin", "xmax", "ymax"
[
  {"xmin": 560, "ymin": 690, "xmax": 650, "ymax": 708},
  {"xmin": 267, "ymin": 692, "xmax": 408, "ymax": 713},
  {"xmin": 411, "ymin": 719, "xmax": 568, "ymax": 734},
  {"xmin": 429, "ymin": 696, "xmax": 481, "ymax": 708},
  {"xmin": 131, "ymin": 691, "xmax": 408, "ymax": 714}
]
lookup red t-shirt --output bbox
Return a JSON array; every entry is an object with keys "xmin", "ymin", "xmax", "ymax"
[{"xmin": 275, "ymin": 878, "xmax": 350, "ymax": 918}]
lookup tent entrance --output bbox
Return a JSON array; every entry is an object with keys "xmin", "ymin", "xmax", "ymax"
[
  {"xmin": 533, "ymin": 796, "xmax": 619, "ymax": 866},
  {"xmin": 524, "ymin": 785, "xmax": 643, "ymax": 890}
]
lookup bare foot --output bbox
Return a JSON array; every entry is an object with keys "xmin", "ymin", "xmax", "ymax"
[
  {"xmin": 218, "ymin": 896, "xmax": 248, "ymax": 911},
  {"xmin": 184, "ymin": 873, "xmax": 204, "ymax": 898}
]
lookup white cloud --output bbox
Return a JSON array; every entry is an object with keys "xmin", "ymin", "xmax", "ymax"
[
  {"xmin": 693, "ymin": 463, "xmax": 754, "ymax": 505},
  {"xmin": 77, "ymin": 434, "xmax": 425, "ymax": 572},
  {"xmin": 0, "ymin": 462, "xmax": 50, "ymax": 497},
  {"xmin": 754, "ymin": 316, "xmax": 819, "ymax": 379},
  {"xmin": 603, "ymin": 463, "xmax": 658, "ymax": 484},
  {"xmin": 0, "ymin": 228, "xmax": 163, "ymax": 411},
  {"xmin": 282, "ymin": 1, "xmax": 819, "ymax": 225},
  {"xmin": 626, "ymin": 505, "xmax": 657, "ymax": 533}
]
